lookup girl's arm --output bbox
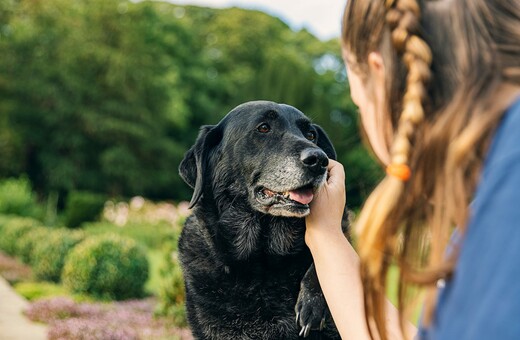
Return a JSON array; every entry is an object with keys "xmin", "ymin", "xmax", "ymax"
[{"xmin": 305, "ymin": 160, "xmax": 416, "ymax": 340}]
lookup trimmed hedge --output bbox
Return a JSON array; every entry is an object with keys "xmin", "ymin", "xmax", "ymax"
[
  {"xmin": 64, "ymin": 191, "xmax": 106, "ymax": 228},
  {"xmin": 62, "ymin": 234, "xmax": 149, "ymax": 300},
  {"xmin": 0, "ymin": 177, "xmax": 42, "ymax": 218},
  {"xmin": 0, "ymin": 217, "xmax": 42, "ymax": 255},
  {"xmin": 0, "ymin": 214, "xmax": 155, "ymax": 302},
  {"xmin": 32, "ymin": 230, "xmax": 85, "ymax": 282},
  {"xmin": 17, "ymin": 226, "xmax": 50, "ymax": 264}
]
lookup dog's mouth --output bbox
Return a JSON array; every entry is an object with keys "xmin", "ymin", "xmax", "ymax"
[
  {"xmin": 254, "ymin": 183, "xmax": 316, "ymax": 217},
  {"xmin": 259, "ymin": 186, "xmax": 314, "ymax": 205}
]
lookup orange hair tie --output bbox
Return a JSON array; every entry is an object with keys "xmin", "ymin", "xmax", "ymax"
[{"xmin": 386, "ymin": 164, "xmax": 412, "ymax": 181}]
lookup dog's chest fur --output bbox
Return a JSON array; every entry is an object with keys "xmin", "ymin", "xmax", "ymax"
[{"xmin": 179, "ymin": 208, "xmax": 313, "ymax": 339}]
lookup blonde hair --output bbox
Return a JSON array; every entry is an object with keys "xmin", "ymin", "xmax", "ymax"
[{"xmin": 342, "ymin": 0, "xmax": 520, "ymax": 338}]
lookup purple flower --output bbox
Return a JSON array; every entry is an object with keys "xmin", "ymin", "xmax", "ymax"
[
  {"xmin": 26, "ymin": 297, "xmax": 194, "ymax": 340},
  {"xmin": 48, "ymin": 318, "xmax": 139, "ymax": 340}
]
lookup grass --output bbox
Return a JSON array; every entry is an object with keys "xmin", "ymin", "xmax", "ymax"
[
  {"xmin": 14, "ymin": 281, "xmax": 93, "ymax": 302},
  {"xmin": 145, "ymin": 249, "xmax": 165, "ymax": 296},
  {"xmin": 386, "ymin": 265, "xmax": 400, "ymax": 306},
  {"xmin": 386, "ymin": 265, "xmax": 423, "ymax": 325},
  {"xmin": 82, "ymin": 221, "xmax": 177, "ymax": 250}
]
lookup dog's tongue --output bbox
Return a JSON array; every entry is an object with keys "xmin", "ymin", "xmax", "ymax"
[{"xmin": 289, "ymin": 188, "xmax": 314, "ymax": 205}]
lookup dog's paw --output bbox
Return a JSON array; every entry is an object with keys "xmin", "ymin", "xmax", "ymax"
[{"xmin": 294, "ymin": 285, "xmax": 329, "ymax": 337}]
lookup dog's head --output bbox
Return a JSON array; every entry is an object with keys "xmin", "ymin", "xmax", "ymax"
[{"xmin": 179, "ymin": 101, "xmax": 336, "ymax": 218}]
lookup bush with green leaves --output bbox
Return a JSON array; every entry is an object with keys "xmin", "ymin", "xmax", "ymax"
[
  {"xmin": 64, "ymin": 191, "xmax": 107, "ymax": 228},
  {"xmin": 0, "ymin": 217, "xmax": 42, "ymax": 255},
  {"xmin": 32, "ymin": 230, "xmax": 85, "ymax": 282},
  {"xmin": 155, "ymin": 244, "xmax": 187, "ymax": 327},
  {"xmin": 62, "ymin": 234, "xmax": 149, "ymax": 300},
  {"xmin": 0, "ymin": 177, "xmax": 42, "ymax": 218},
  {"xmin": 0, "ymin": 214, "xmax": 11, "ymax": 230},
  {"xmin": 17, "ymin": 226, "xmax": 50, "ymax": 264}
]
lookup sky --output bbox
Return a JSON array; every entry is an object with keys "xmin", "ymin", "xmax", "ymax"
[{"xmin": 165, "ymin": 0, "xmax": 346, "ymax": 40}]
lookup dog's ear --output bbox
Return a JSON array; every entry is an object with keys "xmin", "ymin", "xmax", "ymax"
[
  {"xmin": 313, "ymin": 124, "xmax": 336, "ymax": 161},
  {"xmin": 179, "ymin": 125, "xmax": 222, "ymax": 208}
]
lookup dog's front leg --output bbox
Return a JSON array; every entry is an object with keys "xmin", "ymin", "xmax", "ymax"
[{"xmin": 295, "ymin": 263, "xmax": 336, "ymax": 338}]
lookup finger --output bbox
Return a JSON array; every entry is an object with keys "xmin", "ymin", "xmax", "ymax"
[{"xmin": 326, "ymin": 160, "xmax": 345, "ymax": 185}]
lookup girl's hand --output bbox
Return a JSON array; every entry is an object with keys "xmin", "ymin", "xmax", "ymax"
[{"xmin": 306, "ymin": 159, "xmax": 346, "ymax": 246}]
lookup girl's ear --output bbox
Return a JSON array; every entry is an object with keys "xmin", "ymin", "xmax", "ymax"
[
  {"xmin": 367, "ymin": 51, "xmax": 386, "ymax": 79},
  {"xmin": 366, "ymin": 51, "xmax": 392, "ymax": 165}
]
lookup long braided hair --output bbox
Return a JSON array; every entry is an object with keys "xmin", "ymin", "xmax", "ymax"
[{"xmin": 342, "ymin": 0, "xmax": 520, "ymax": 338}]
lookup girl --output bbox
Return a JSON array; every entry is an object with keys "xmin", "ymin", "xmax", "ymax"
[{"xmin": 306, "ymin": 0, "xmax": 520, "ymax": 339}]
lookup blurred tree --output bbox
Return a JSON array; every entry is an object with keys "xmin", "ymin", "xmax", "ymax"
[
  {"xmin": 181, "ymin": 6, "xmax": 383, "ymax": 207},
  {"xmin": 0, "ymin": 0, "xmax": 198, "ymax": 199},
  {"xmin": 0, "ymin": 0, "xmax": 24, "ymax": 177},
  {"xmin": 0, "ymin": 1, "xmax": 382, "ymax": 208}
]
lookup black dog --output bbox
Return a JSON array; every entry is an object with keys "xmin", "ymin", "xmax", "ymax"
[{"xmin": 178, "ymin": 101, "xmax": 344, "ymax": 339}]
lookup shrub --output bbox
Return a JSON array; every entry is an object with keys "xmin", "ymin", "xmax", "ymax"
[
  {"xmin": 17, "ymin": 226, "xmax": 50, "ymax": 264},
  {"xmin": 155, "ymin": 245, "xmax": 187, "ymax": 327},
  {"xmin": 64, "ymin": 191, "xmax": 106, "ymax": 228},
  {"xmin": 32, "ymin": 230, "xmax": 85, "ymax": 282},
  {"xmin": 62, "ymin": 234, "xmax": 149, "ymax": 300},
  {"xmin": 0, "ymin": 177, "xmax": 42, "ymax": 218},
  {"xmin": 0, "ymin": 217, "xmax": 41, "ymax": 255},
  {"xmin": 0, "ymin": 214, "xmax": 10, "ymax": 231}
]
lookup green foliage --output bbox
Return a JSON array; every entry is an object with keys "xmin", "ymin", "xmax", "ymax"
[
  {"xmin": 144, "ymin": 250, "xmax": 164, "ymax": 296},
  {"xmin": 14, "ymin": 281, "xmax": 93, "ymax": 302},
  {"xmin": 0, "ymin": 0, "xmax": 193, "ymax": 199},
  {"xmin": 64, "ymin": 191, "xmax": 106, "ymax": 228},
  {"xmin": 32, "ymin": 230, "xmax": 85, "ymax": 282},
  {"xmin": 342, "ymin": 146, "xmax": 384, "ymax": 208},
  {"xmin": 0, "ymin": 0, "xmax": 382, "ymax": 208},
  {"xmin": 83, "ymin": 221, "xmax": 176, "ymax": 249},
  {"xmin": 14, "ymin": 281, "xmax": 69, "ymax": 301},
  {"xmin": 155, "ymin": 245, "xmax": 187, "ymax": 327},
  {"xmin": 17, "ymin": 226, "xmax": 50, "ymax": 264},
  {"xmin": 0, "ymin": 217, "xmax": 42, "ymax": 255},
  {"xmin": 62, "ymin": 234, "xmax": 149, "ymax": 300},
  {"xmin": 0, "ymin": 177, "xmax": 42, "ymax": 218}
]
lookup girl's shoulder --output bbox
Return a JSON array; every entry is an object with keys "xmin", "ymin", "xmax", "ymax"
[
  {"xmin": 483, "ymin": 96, "xmax": 520, "ymax": 170},
  {"xmin": 426, "ymin": 96, "xmax": 520, "ymax": 340}
]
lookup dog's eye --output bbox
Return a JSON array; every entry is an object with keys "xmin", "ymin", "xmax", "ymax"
[
  {"xmin": 306, "ymin": 131, "xmax": 316, "ymax": 141},
  {"xmin": 257, "ymin": 123, "xmax": 271, "ymax": 133}
]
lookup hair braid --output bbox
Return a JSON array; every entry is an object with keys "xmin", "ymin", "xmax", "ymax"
[{"xmin": 355, "ymin": 0, "xmax": 432, "ymax": 338}]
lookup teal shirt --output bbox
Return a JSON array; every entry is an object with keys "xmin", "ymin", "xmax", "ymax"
[{"xmin": 420, "ymin": 97, "xmax": 520, "ymax": 339}]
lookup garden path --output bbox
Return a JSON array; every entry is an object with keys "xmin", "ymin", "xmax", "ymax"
[{"xmin": 0, "ymin": 276, "xmax": 47, "ymax": 340}]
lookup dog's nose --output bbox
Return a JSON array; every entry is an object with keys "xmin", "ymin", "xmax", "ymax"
[{"xmin": 300, "ymin": 148, "xmax": 329, "ymax": 171}]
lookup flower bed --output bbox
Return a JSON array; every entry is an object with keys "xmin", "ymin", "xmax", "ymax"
[
  {"xmin": 25, "ymin": 297, "xmax": 193, "ymax": 340},
  {"xmin": 0, "ymin": 251, "xmax": 32, "ymax": 284}
]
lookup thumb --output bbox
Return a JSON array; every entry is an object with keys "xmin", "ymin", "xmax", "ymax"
[{"xmin": 326, "ymin": 160, "xmax": 345, "ymax": 187}]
